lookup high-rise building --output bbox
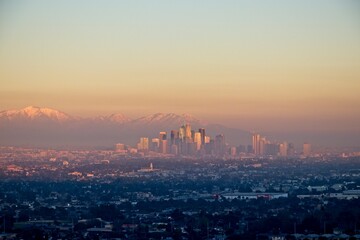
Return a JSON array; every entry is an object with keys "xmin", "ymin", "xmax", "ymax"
[
  {"xmin": 259, "ymin": 137, "xmax": 267, "ymax": 155},
  {"xmin": 159, "ymin": 132, "xmax": 167, "ymax": 154},
  {"xmin": 279, "ymin": 142, "xmax": 288, "ymax": 157},
  {"xmin": 161, "ymin": 140, "xmax": 168, "ymax": 154},
  {"xmin": 151, "ymin": 138, "xmax": 160, "ymax": 152},
  {"xmin": 215, "ymin": 134, "xmax": 226, "ymax": 155},
  {"xmin": 199, "ymin": 128, "xmax": 206, "ymax": 144},
  {"xmin": 170, "ymin": 130, "xmax": 178, "ymax": 145},
  {"xmin": 159, "ymin": 132, "xmax": 167, "ymax": 141},
  {"xmin": 230, "ymin": 147, "xmax": 237, "ymax": 156},
  {"xmin": 179, "ymin": 125, "xmax": 186, "ymax": 141},
  {"xmin": 287, "ymin": 143, "xmax": 295, "ymax": 156},
  {"xmin": 185, "ymin": 124, "xmax": 192, "ymax": 142},
  {"xmin": 252, "ymin": 133, "xmax": 261, "ymax": 155},
  {"xmin": 194, "ymin": 132, "xmax": 202, "ymax": 151},
  {"xmin": 137, "ymin": 137, "xmax": 149, "ymax": 151},
  {"xmin": 303, "ymin": 143, "xmax": 311, "ymax": 156}
]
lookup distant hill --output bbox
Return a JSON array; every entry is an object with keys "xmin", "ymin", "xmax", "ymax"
[{"xmin": 0, "ymin": 106, "xmax": 251, "ymax": 148}]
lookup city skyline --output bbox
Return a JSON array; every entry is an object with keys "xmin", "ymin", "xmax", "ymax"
[{"xmin": 1, "ymin": 1, "xmax": 360, "ymax": 147}]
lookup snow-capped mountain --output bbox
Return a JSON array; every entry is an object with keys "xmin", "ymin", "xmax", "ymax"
[
  {"xmin": 107, "ymin": 113, "xmax": 132, "ymax": 124},
  {"xmin": 0, "ymin": 106, "xmax": 73, "ymax": 122},
  {"xmin": 89, "ymin": 113, "xmax": 132, "ymax": 124},
  {"xmin": 132, "ymin": 113, "xmax": 205, "ymax": 126}
]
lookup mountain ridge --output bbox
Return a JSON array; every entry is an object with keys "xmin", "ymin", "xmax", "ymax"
[
  {"xmin": 0, "ymin": 106, "xmax": 205, "ymax": 126},
  {"xmin": 0, "ymin": 106, "xmax": 251, "ymax": 147}
]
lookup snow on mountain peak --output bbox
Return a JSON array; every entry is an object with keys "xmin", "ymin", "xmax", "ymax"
[
  {"xmin": 132, "ymin": 112, "xmax": 205, "ymax": 126},
  {"xmin": 0, "ymin": 107, "xmax": 206, "ymax": 126},
  {"xmin": 0, "ymin": 106, "xmax": 72, "ymax": 122},
  {"xmin": 107, "ymin": 113, "xmax": 132, "ymax": 123}
]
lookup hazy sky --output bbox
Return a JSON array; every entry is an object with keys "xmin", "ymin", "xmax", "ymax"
[{"xmin": 1, "ymin": 1, "xmax": 359, "ymax": 137}]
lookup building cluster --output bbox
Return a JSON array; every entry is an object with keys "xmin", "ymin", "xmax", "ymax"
[
  {"xmin": 118, "ymin": 124, "xmax": 227, "ymax": 156},
  {"xmin": 252, "ymin": 133, "xmax": 311, "ymax": 157},
  {"xmin": 116, "ymin": 124, "xmax": 311, "ymax": 157},
  {"xmin": 114, "ymin": 125, "xmax": 312, "ymax": 158}
]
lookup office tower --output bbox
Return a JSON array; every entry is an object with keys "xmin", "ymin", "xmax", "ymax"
[
  {"xmin": 199, "ymin": 128, "xmax": 206, "ymax": 144},
  {"xmin": 230, "ymin": 147, "xmax": 237, "ymax": 156},
  {"xmin": 215, "ymin": 134, "xmax": 226, "ymax": 155},
  {"xmin": 159, "ymin": 131, "xmax": 167, "ymax": 141},
  {"xmin": 179, "ymin": 125, "xmax": 186, "ymax": 141},
  {"xmin": 170, "ymin": 130, "xmax": 178, "ymax": 145},
  {"xmin": 259, "ymin": 137, "xmax": 267, "ymax": 155},
  {"xmin": 303, "ymin": 143, "xmax": 311, "ymax": 156},
  {"xmin": 279, "ymin": 142, "xmax": 288, "ymax": 157},
  {"xmin": 185, "ymin": 124, "xmax": 192, "ymax": 142},
  {"xmin": 159, "ymin": 132, "xmax": 167, "ymax": 154},
  {"xmin": 138, "ymin": 137, "xmax": 149, "ymax": 151},
  {"xmin": 287, "ymin": 143, "xmax": 295, "ymax": 156},
  {"xmin": 161, "ymin": 140, "xmax": 168, "ymax": 154},
  {"xmin": 252, "ymin": 133, "xmax": 261, "ymax": 155},
  {"xmin": 151, "ymin": 138, "xmax": 160, "ymax": 152},
  {"xmin": 191, "ymin": 130, "xmax": 195, "ymax": 141},
  {"xmin": 204, "ymin": 136, "xmax": 210, "ymax": 144},
  {"xmin": 194, "ymin": 132, "xmax": 202, "ymax": 151}
]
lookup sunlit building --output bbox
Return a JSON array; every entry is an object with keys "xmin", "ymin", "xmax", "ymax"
[
  {"xmin": 303, "ymin": 143, "xmax": 311, "ymax": 156},
  {"xmin": 185, "ymin": 124, "xmax": 192, "ymax": 142},
  {"xmin": 279, "ymin": 142, "xmax": 288, "ymax": 157},
  {"xmin": 252, "ymin": 133, "xmax": 261, "ymax": 155},
  {"xmin": 137, "ymin": 137, "xmax": 149, "ymax": 151},
  {"xmin": 179, "ymin": 125, "xmax": 186, "ymax": 141},
  {"xmin": 194, "ymin": 132, "xmax": 202, "ymax": 151},
  {"xmin": 115, "ymin": 143, "xmax": 126, "ymax": 152}
]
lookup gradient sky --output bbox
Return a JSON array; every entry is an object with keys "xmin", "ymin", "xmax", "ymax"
[{"xmin": 0, "ymin": 0, "xmax": 360, "ymax": 142}]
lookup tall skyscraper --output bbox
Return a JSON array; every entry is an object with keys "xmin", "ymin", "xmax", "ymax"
[
  {"xmin": 287, "ymin": 143, "xmax": 295, "ymax": 156},
  {"xmin": 279, "ymin": 142, "xmax": 288, "ymax": 157},
  {"xmin": 252, "ymin": 133, "xmax": 261, "ymax": 155},
  {"xmin": 259, "ymin": 137, "xmax": 267, "ymax": 155},
  {"xmin": 199, "ymin": 128, "xmax": 206, "ymax": 144},
  {"xmin": 303, "ymin": 143, "xmax": 311, "ymax": 156},
  {"xmin": 185, "ymin": 124, "xmax": 192, "ymax": 142},
  {"xmin": 159, "ymin": 132, "xmax": 167, "ymax": 154},
  {"xmin": 194, "ymin": 132, "xmax": 202, "ymax": 151},
  {"xmin": 215, "ymin": 134, "xmax": 226, "ymax": 155},
  {"xmin": 159, "ymin": 132, "xmax": 167, "ymax": 141},
  {"xmin": 170, "ymin": 130, "xmax": 178, "ymax": 145},
  {"xmin": 161, "ymin": 140, "xmax": 168, "ymax": 154},
  {"xmin": 179, "ymin": 125, "xmax": 186, "ymax": 141}
]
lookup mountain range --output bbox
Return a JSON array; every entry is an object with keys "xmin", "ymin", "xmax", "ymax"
[{"xmin": 0, "ymin": 106, "xmax": 251, "ymax": 148}]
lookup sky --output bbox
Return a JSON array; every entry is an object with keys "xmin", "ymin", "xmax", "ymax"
[{"xmin": 0, "ymin": 0, "xmax": 360, "ymax": 144}]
